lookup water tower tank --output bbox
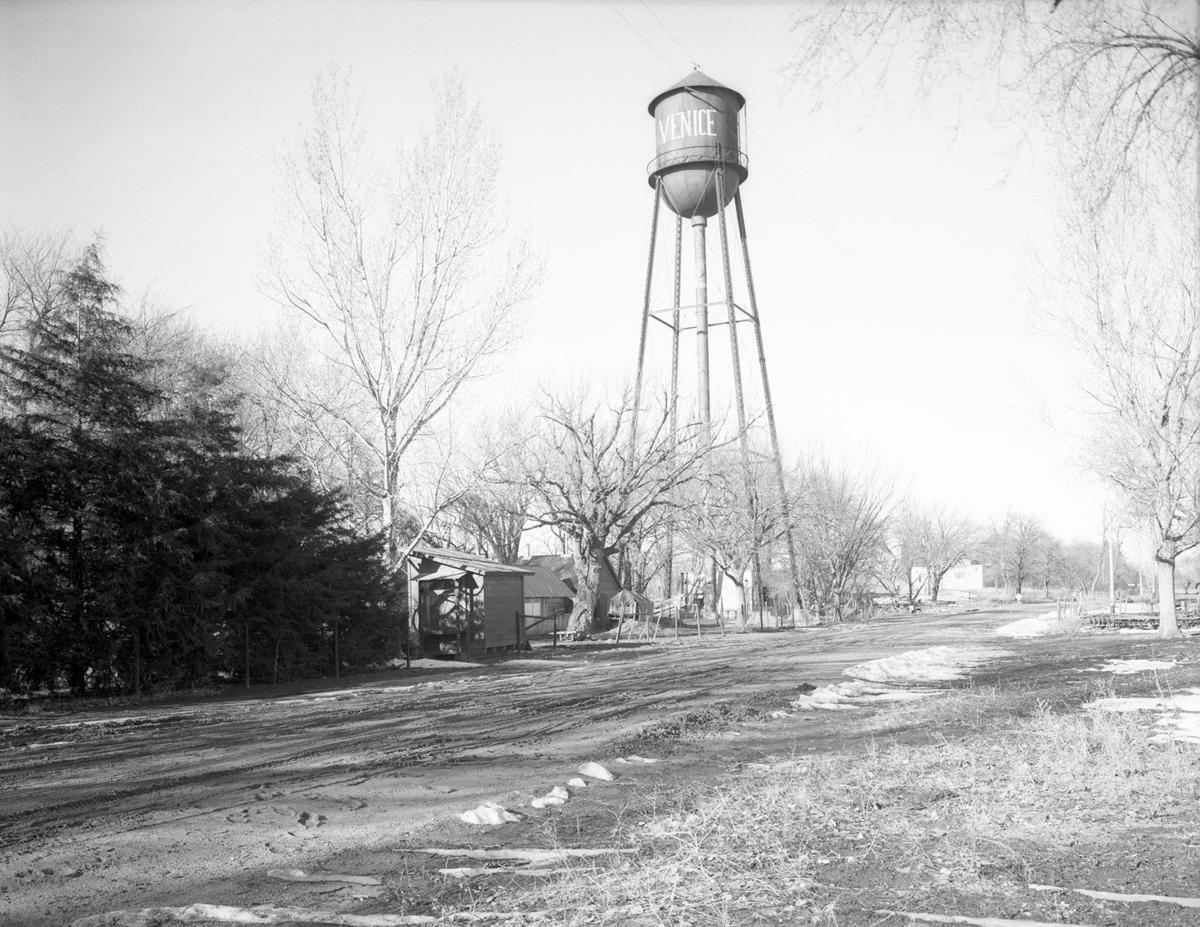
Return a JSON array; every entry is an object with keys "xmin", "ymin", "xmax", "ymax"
[{"xmin": 648, "ymin": 70, "xmax": 748, "ymax": 219}]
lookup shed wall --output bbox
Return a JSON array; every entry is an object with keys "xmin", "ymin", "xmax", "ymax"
[{"xmin": 484, "ymin": 575, "xmax": 524, "ymax": 649}]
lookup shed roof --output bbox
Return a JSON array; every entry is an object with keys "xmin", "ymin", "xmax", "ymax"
[
  {"xmin": 411, "ymin": 546, "xmax": 533, "ymax": 576},
  {"xmin": 523, "ymin": 565, "xmax": 575, "ymax": 600},
  {"xmin": 610, "ymin": 588, "xmax": 654, "ymax": 613}
]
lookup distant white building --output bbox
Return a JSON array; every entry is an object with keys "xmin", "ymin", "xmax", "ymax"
[{"xmin": 912, "ymin": 560, "xmax": 984, "ymax": 598}]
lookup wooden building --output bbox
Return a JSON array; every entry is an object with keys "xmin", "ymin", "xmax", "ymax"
[
  {"xmin": 406, "ymin": 547, "xmax": 531, "ymax": 658},
  {"xmin": 521, "ymin": 564, "xmax": 576, "ymax": 637},
  {"xmin": 520, "ymin": 553, "xmax": 622, "ymax": 621}
]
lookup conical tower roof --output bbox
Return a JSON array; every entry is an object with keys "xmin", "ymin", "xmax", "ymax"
[{"xmin": 647, "ymin": 69, "xmax": 745, "ymax": 115}]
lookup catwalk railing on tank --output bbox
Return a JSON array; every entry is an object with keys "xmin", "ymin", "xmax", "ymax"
[{"xmin": 647, "ymin": 145, "xmax": 749, "ymax": 179}]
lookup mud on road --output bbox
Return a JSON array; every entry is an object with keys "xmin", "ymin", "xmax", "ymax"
[{"xmin": 0, "ymin": 607, "xmax": 1037, "ymax": 925}]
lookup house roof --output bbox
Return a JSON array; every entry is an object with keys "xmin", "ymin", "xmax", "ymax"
[
  {"xmin": 522, "ymin": 554, "xmax": 575, "ymax": 585},
  {"xmin": 411, "ymin": 546, "xmax": 532, "ymax": 576},
  {"xmin": 518, "ymin": 553, "xmax": 621, "ymax": 593},
  {"xmin": 523, "ymin": 565, "xmax": 575, "ymax": 600}
]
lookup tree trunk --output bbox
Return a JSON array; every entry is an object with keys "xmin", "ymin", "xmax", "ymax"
[
  {"xmin": 1156, "ymin": 544, "xmax": 1183, "ymax": 639},
  {"xmin": 930, "ymin": 567, "xmax": 942, "ymax": 603},
  {"xmin": 566, "ymin": 540, "xmax": 604, "ymax": 637}
]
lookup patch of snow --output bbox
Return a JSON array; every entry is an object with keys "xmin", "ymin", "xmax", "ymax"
[
  {"xmin": 566, "ymin": 777, "xmax": 588, "ymax": 789},
  {"xmin": 459, "ymin": 801, "xmax": 522, "ymax": 825},
  {"xmin": 388, "ymin": 658, "xmax": 484, "ymax": 671},
  {"xmin": 267, "ymin": 868, "xmax": 381, "ymax": 885},
  {"xmin": 1030, "ymin": 882, "xmax": 1200, "ymax": 909},
  {"xmin": 1088, "ymin": 690, "xmax": 1200, "ymax": 713},
  {"xmin": 614, "ymin": 754, "xmax": 659, "ymax": 765},
  {"xmin": 577, "ymin": 761, "xmax": 615, "ymax": 781},
  {"xmin": 846, "ymin": 646, "xmax": 1007, "ymax": 684},
  {"xmin": 414, "ymin": 847, "xmax": 635, "ymax": 862},
  {"xmin": 995, "ymin": 611, "xmax": 1065, "ymax": 638},
  {"xmin": 1087, "ymin": 688, "xmax": 1200, "ymax": 743},
  {"xmin": 437, "ymin": 866, "xmax": 563, "ymax": 878},
  {"xmin": 1085, "ymin": 659, "xmax": 1176, "ymax": 675},
  {"xmin": 790, "ymin": 680, "xmax": 931, "ymax": 711},
  {"xmin": 878, "ymin": 911, "xmax": 1071, "ymax": 927},
  {"xmin": 530, "ymin": 785, "xmax": 570, "ymax": 809},
  {"xmin": 70, "ymin": 903, "xmax": 439, "ymax": 926}
]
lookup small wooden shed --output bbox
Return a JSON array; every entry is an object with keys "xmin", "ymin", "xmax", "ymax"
[
  {"xmin": 406, "ymin": 547, "xmax": 531, "ymax": 658},
  {"xmin": 608, "ymin": 588, "xmax": 654, "ymax": 619}
]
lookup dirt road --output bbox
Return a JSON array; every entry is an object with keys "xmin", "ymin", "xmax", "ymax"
[{"xmin": 0, "ymin": 607, "xmax": 1029, "ymax": 925}]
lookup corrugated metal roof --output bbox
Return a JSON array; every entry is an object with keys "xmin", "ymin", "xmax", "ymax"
[
  {"xmin": 523, "ymin": 565, "xmax": 575, "ymax": 600},
  {"xmin": 412, "ymin": 546, "xmax": 533, "ymax": 576},
  {"xmin": 648, "ymin": 69, "xmax": 745, "ymax": 114}
]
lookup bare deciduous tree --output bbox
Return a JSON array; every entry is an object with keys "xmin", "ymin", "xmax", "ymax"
[
  {"xmin": 990, "ymin": 511, "xmax": 1047, "ymax": 597},
  {"xmin": 263, "ymin": 69, "xmax": 539, "ymax": 567},
  {"xmin": 918, "ymin": 505, "xmax": 979, "ymax": 603},
  {"xmin": 1052, "ymin": 166, "xmax": 1200, "ymax": 637},
  {"xmin": 443, "ymin": 420, "xmax": 533, "ymax": 564},
  {"xmin": 1, "ymin": 230, "xmax": 75, "ymax": 352},
  {"xmin": 876, "ymin": 507, "xmax": 925, "ymax": 608},
  {"xmin": 791, "ymin": 459, "xmax": 894, "ymax": 622},
  {"xmin": 788, "ymin": 1, "xmax": 1196, "ymax": 160},
  {"xmin": 792, "ymin": 1, "xmax": 1200, "ymax": 636},
  {"xmin": 524, "ymin": 390, "xmax": 712, "ymax": 637},
  {"xmin": 682, "ymin": 450, "xmax": 791, "ymax": 631}
]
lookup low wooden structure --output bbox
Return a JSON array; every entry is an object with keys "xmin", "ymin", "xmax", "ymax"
[
  {"xmin": 405, "ymin": 547, "xmax": 531, "ymax": 658},
  {"xmin": 608, "ymin": 588, "xmax": 653, "ymax": 619}
]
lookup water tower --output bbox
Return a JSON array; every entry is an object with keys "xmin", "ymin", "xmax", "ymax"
[{"xmin": 629, "ymin": 70, "xmax": 803, "ymax": 622}]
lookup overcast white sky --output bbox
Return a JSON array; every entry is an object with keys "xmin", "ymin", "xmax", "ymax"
[{"xmin": 0, "ymin": 0, "xmax": 1112, "ymax": 544}]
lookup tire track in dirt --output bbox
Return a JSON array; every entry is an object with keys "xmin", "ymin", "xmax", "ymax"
[
  {"xmin": 0, "ymin": 645, "xmax": 759, "ymax": 846},
  {"xmin": 0, "ymin": 614, "xmax": 1002, "ymax": 848}
]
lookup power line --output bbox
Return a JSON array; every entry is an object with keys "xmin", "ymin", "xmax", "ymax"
[
  {"xmin": 606, "ymin": 1, "xmax": 679, "ymax": 77},
  {"xmin": 747, "ymin": 125, "xmax": 890, "ymax": 295},
  {"xmin": 638, "ymin": 0, "xmax": 699, "ymax": 71}
]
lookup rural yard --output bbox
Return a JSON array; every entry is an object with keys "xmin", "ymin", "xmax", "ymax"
[
  {"xmin": 11, "ymin": 2, "xmax": 1200, "ymax": 926},
  {"xmin": 5, "ymin": 605, "xmax": 1200, "ymax": 926}
]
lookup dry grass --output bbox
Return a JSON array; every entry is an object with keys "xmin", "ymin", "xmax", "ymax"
[{"xmin": 480, "ymin": 693, "xmax": 1200, "ymax": 926}]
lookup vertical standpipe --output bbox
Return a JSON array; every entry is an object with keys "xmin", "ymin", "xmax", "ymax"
[{"xmin": 693, "ymin": 215, "xmax": 710, "ymax": 434}]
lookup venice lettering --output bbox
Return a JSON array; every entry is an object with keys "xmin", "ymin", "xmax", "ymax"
[{"xmin": 657, "ymin": 108, "xmax": 718, "ymax": 144}]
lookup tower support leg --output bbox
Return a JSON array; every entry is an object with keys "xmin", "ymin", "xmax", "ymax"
[
  {"xmin": 692, "ymin": 214, "xmax": 718, "ymax": 624},
  {"xmin": 664, "ymin": 215, "xmax": 683, "ymax": 600},
  {"xmin": 629, "ymin": 176, "xmax": 663, "ymax": 457},
  {"xmin": 734, "ymin": 191, "xmax": 807, "ymax": 626},
  {"xmin": 716, "ymin": 162, "xmax": 761, "ymax": 632}
]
